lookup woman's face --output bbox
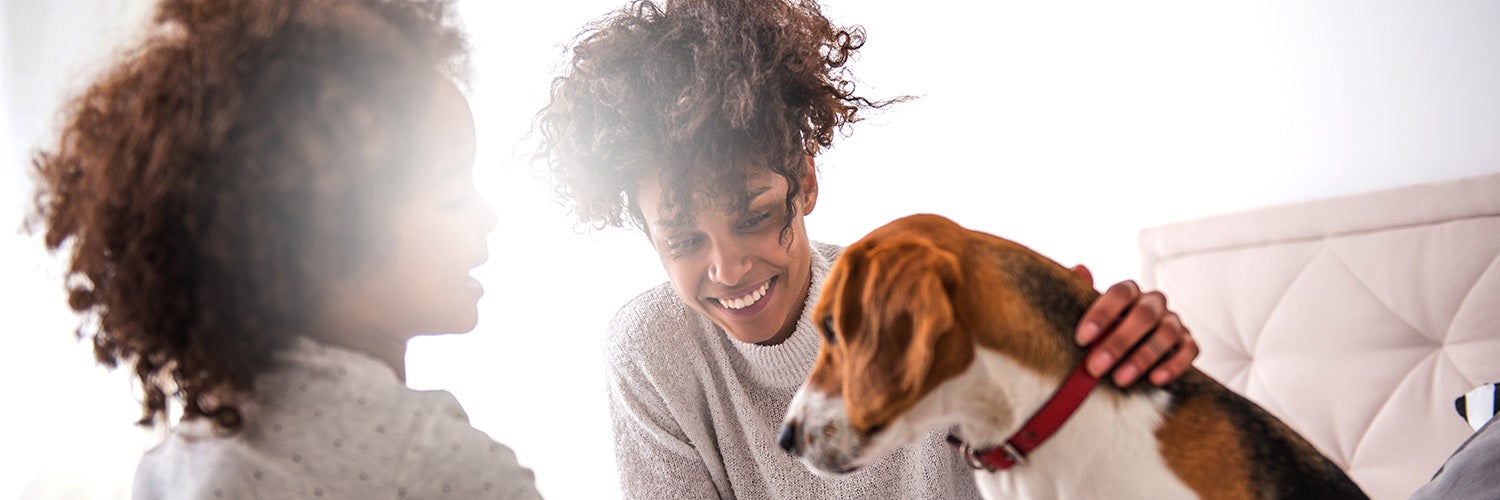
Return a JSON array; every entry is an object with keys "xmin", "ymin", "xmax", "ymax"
[
  {"xmin": 330, "ymin": 78, "xmax": 495, "ymax": 338},
  {"xmin": 637, "ymin": 163, "xmax": 818, "ymax": 345}
]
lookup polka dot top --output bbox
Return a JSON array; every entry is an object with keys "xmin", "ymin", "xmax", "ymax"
[{"xmin": 133, "ymin": 337, "xmax": 542, "ymax": 499}]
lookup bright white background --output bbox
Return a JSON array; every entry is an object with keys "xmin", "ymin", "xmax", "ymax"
[{"xmin": 3, "ymin": 1, "xmax": 1499, "ymax": 498}]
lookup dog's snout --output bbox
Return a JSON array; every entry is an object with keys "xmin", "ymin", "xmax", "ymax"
[{"xmin": 778, "ymin": 421, "xmax": 801, "ymax": 455}]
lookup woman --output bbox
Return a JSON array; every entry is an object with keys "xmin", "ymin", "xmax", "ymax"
[
  {"xmin": 538, "ymin": 0, "xmax": 1199, "ymax": 497},
  {"xmin": 31, "ymin": 0, "xmax": 540, "ymax": 497}
]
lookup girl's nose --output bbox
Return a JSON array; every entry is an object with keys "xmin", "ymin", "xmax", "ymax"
[{"xmin": 475, "ymin": 194, "xmax": 497, "ymax": 234}]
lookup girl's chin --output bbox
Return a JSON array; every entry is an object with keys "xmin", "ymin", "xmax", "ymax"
[{"xmin": 425, "ymin": 309, "xmax": 480, "ymax": 335}]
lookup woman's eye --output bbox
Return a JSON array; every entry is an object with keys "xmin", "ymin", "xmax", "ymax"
[
  {"xmin": 666, "ymin": 236, "xmax": 702, "ymax": 256},
  {"xmin": 820, "ymin": 316, "xmax": 837, "ymax": 344},
  {"xmin": 737, "ymin": 211, "xmax": 771, "ymax": 230}
]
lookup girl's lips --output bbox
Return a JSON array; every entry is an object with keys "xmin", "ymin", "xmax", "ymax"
[{"xmin": 464, "ymin": 276, "xmax": 484, "ymax": 296}]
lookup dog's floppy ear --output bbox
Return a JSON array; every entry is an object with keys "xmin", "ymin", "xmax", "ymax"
[
  {"xmin": 846, "ymin": 234, "xmax": 960, "ymax": 429},
  {"xmin": 883, "ymin": 240, "xmax": 962, "ymax": 393}
]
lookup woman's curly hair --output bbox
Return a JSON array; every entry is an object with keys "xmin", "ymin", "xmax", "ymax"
[
  {"xmin": 29, "ymin": 0, "xmax": 468, "ymax": 431},
  {"xmin": 537, "ymin": 0, "xmax": 890, "ymax": 231}
]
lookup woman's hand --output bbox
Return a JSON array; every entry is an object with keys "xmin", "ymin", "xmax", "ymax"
[{"xmin": 1070, "ymin": 265, "xmax": 1199, "ymax": 387}]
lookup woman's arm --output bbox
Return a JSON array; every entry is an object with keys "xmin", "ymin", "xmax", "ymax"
[{"xmin": 606, "ymin": 354, "xmax": 723, "ymax": 499}]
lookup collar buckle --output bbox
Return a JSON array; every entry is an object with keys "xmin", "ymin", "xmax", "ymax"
[
  {"xmin": 958, "ymin": 441, "xmax": 991, "ymax": 471},
  {"xmin": 999, "ymin": 442, "xmax": 1028, "ymax": 467},
  {"xmin": 957, "ymin": 440, "xmax": 1027, "ymax": 471}
]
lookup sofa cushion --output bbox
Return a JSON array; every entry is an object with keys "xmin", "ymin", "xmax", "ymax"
[{"xmin": 1140, "ymin": 173, "xmax": 1500, "ymax": 499}]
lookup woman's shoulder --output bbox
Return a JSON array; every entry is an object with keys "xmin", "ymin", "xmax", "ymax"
[
  {"xmin": 604, "ymin": 282, "xmax": 715, "ymax": 375},
  {"xmin": 608, "ymin": 283, "xmax": 705, "ymax": 346},
  {"xmin": 812, "ymin": 240, "xmax": 844, "ymax": 260}
]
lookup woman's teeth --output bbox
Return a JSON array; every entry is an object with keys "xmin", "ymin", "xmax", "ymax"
[{"xmin": 721, "ymin": 281, "xmax": 770, "ymax": 310}]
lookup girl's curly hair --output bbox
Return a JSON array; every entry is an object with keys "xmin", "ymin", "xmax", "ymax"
[
  {"xmin": 29, "ymin": 0, "xmax": 468, "ymax": 431},
  {"xmin": 537, "ymin": 0, "xmax": 890, "ymax": 231}
]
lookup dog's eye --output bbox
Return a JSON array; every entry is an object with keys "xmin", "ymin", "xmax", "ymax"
[{"xmin": 820, "ymin": 317, "xmax": 837, "ymax": 344}]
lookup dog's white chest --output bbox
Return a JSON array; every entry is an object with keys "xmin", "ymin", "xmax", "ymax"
[
  {"xmin": 966, "ymin": 353, "xmax": 1199, "ymax": 500},
  {"xmin": 977, "ymin": 460, "xmax": 1198, "ymax": 500}
]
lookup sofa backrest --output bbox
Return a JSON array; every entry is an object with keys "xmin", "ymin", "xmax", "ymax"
[{"xmin": 1140, "ymin": 173, "xmax": 1500, "ymax": 499}]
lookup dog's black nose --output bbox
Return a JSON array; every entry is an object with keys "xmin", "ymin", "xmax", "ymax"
[{"xmin": 778, "ymin": 422, "xmax": 800, "ymax": 455}]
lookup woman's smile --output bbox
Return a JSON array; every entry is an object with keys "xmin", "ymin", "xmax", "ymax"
[{"xmin": 711, "ymin": 276, "xmax": 777, "ymax": 318}]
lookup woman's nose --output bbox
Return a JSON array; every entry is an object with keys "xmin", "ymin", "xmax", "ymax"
[{"xmin": 707, "ymin": 242, "xmax": 751, "ymax": 286}]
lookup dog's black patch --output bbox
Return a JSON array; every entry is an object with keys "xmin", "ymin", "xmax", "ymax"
[{"xmin": 993, "ymin": 246, "xmax": 1089, "ymax": 346}]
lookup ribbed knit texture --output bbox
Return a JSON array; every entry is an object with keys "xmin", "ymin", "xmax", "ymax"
[{"xmin": 605, "ymin": 242, "xmax": 983, "ymax": 499}]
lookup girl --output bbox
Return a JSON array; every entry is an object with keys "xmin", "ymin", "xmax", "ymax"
[{"xmin": 31, "ymin": 0, "xmax": 540, "ymax": 497}]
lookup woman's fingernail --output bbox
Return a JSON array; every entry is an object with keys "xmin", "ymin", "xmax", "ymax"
[
  {"xmin": 1087, "ymin": 353, "xmax": 1112, "ymax": 377},
  {"xmin": 1077, "ymin": 322, "xmax": 1100, "ymax": 344},
  {"xmin": 1114, "ymin": 365, "xmax": 1140, "ymax": 386}
]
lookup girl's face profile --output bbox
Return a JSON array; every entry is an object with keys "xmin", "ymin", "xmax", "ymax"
[
  {"xmin": 638, "ymin": 165, "xmax": 819, "ymax": 345},
  {"xmin": 331, "ymin": 78, "xmax": 495, "ymax": 338}
]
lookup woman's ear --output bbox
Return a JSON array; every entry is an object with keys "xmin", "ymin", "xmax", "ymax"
[{"xmin": 801, "ymin": 155, "xmax": 819, "ymax": 215}]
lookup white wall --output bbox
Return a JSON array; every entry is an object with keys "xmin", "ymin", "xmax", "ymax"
[
  {"xmin": 2, "ymin": 1, "xmax": 158, "ymax": 498},
  {"xmin": 4, "ymin": 1, "xmax": 1498, "ymax": 498}
]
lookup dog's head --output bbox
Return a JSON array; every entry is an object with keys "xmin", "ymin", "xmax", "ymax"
[{"xmin": 780, "ymin": 214, "xmax": 1095, "ymax": 474}]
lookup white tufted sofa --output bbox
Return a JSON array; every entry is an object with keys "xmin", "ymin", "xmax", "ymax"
[{"xmin": 1140, "ymin": 173, "xmax": 1500, "ymax": 499}]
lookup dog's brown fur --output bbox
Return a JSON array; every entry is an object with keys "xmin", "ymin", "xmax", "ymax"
[{"xmin": 800, "ymin": 214, "xmax": 1366, "ymax": 499}]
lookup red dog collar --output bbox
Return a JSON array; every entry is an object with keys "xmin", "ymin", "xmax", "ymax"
[{"xmin": 946, "ymin": 358, "xmax": 1101, "ymax": 471}]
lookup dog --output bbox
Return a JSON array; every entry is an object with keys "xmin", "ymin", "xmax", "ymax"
[{"xmin": 779, "ymin": 214, "xmax": 1366, "ymax": 499}]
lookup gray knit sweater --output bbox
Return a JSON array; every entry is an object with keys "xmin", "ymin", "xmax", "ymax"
[{"xmin": 605, "ymin": 241, "xmax": 983, "ymax": 499}]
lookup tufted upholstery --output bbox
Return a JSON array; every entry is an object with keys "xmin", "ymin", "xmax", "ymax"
[{"xmin": 1139, "ymin": 173, "xmax": 1500, "ymax": 500}]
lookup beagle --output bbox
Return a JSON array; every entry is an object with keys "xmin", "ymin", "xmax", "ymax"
[{"xmin": 779, "ymin": 214, "xmax": 1366, "ymax": 499}]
